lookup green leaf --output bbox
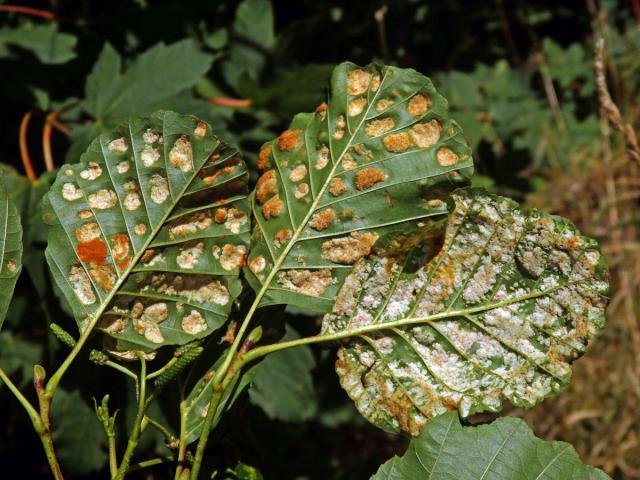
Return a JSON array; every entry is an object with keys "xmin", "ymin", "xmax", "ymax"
[
  {"xmin": 223, "ymin": 0, "xmax": 275, "ymax": 88},
  {"xmin": 236, "ymin": 64, "xmax": 335, "ymax": 119},
  {"xmin": 42, "ymin": 111, "xmax": 250, "ymax": 351},
  {"xmin": 2, "ymin": 171, "xmax": 56, "ymax": 306},
  {"xmin": 322, "ymin": 188, "xmax": 608, "ymax": 435},
  {"xmin": 244, "ymin": 62, "xmax": 473, "ymax": 313},
  {"xmin": 0, "ymin": 23, "xmax": 76, "ymax": 64},
  {"xmin": 543, "ymin": 38, "xmax": 594, "ymax": 93},
  {"xmin": 83, "ymin": 40, "xmax": 214, "ymax": 123},
  {"xmin": 215, "ymin": 462, "xmax": 264, "ymax": 480},
  {"xmin": 249, "ymin": 326, "xmax": 317, "ymax": 422},
  {"xmin": 371, "ymin": 412, "xmax": 610, "ymax": 480},
  {"xmin": 184, "ymin": 348, "xmax": 253, "ymax": 443},
  {"xmin": 0, "ymin": 167, "xmax": 55, "ymax": 308},
  {"xmin": 84, "ymin": 43, "xmax": 122, "ymax": 120},
  {"xmin": 0, "ymin": 332, "xmax": 43, "ymax": 388},
  {"xmin": 51, "ymin": 389, "xmax": 106, "ymax": 475},
  {"xmin": 0, "ymin": 178, "xmax": 23, "ymax": 330}
]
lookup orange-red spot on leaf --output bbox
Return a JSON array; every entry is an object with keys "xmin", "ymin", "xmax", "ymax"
[
  {"xmin": 355, "ymin": 167, "xmax": 387, "ymax": 190},
  {"xmin": 277, "ymin": 130, "xmax": 303, "ymax": 151},
  {"xmin": 89, "ymin": 265, "xmax": 115, "ymax": 291},
  {"xmin": 262, "ymin": 194, "xmax": 283, "ymax": 219},
  {"xmin": 214, "ymin": 208, "xmax": 228, "ymax": 223},
  {"xmin": 255, "ymin": 170, "xmax": 277, "ymax": 204},
  {"xmin": 111, "ymin": 234, "xmax": 130, "ymax": 261},
  {"xmin": 77, "ymin": 238, "xmax": 107, "ymax": 265},
  {"xmin": 117, "ymin": 256, "xmax": 131, "ymax": 272},
  {"xmin": 257, "ymin": 145, "xmax": 272, "ymax": 170},
  {"xmin": 203, "ymin": 170, "xmax": 222, "ymax": 185}
]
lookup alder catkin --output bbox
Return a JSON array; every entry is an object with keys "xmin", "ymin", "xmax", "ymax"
[
  {"xmin": 154, "ymin": 345, "xmax": 204, "ymax": 389},
  {"xmin": 49, "ymin": 323, "xmax": 77, "ymax": 348}
]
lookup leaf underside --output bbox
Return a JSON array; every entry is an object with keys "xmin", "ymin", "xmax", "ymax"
[
  {"xmin": 371, "ymin": 412, "xmax": 610, "ymax": 480},
  {"xmin": 323, "ymin": 188, "xmax": 609, "ymax": 435},
  {"xmin": 244, "ymin": 61, "xmax": 473, "ymax": 313},
  {"xmin": 0, "ymin": 180, "xmax": 23, "ymax": 329},
  {"xmin": 183, "ymin": 348, "xmax": 253, "ymax": 444},
  {"xmin": 43, "ymin": 111, "xmax": 250, "ymax": 352}
]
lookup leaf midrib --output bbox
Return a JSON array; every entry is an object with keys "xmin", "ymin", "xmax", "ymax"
[
  {"xmin": 254, "ymin": 67, "xmax": 391, "ymax": 296},
  {"xmin": 426, "ymin": 413, "xmax": 455, "ymax": 479},
  {"xmin": 0, "ymin": 195, "xmax": 8, "ymax": 277},
  {"xmin": 325, "ymin": 277, "xmax": 586, "ymax": 342}
]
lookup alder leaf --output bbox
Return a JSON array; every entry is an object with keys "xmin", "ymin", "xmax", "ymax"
[
  {"xmin": 322, "ymin": 188, "xmax": 609, "ymax": 435},
  {"xmin": 42, "ymin": 111, "xmax": 250, "ymax": 351},
  {"xmin": 0, "ymin": 179, "xmax": 23, "ymax": 330},
  {"xmin": 371, "ymin": 412, "xmax": 609, "ymax": 480},
  {"xmin": 52, "ymin": 389, "xmax": 106, "ymax": 475},
  {"xmin": 0, "ymin": 24, "xmax": 77, "ymax": 64},
  {"xmin": 183, "ymin": 348, "xmax": 253, "ymax": 443},
  {"xmin": 84, "ymin": 40, "xmax": 214, "ymax": 124},
  {"xmin": 223, "ymin": 0, "xmax": 275, "ymax": 88},
  {"xmin": 245, "ymin": 62, "xmax": 473, "ymax": 312}
]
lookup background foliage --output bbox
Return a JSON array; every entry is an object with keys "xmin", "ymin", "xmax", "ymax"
[{"xmin": 0, "ymin": 0, "xmax": 637, "ymax": 478}]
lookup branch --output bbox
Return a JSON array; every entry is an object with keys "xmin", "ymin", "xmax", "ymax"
[
  {"xmin": 0, "ymin": 368, "xmax": 41, "ymax": 430},
  {"xmin": 128, "ymin": 456, "xmax": 174, "ymax": 473},
  {"xmin": 188, "ymin": 388, "xmax": 223, "ymax": 479},
  {"xmin": 144, "ymin": 416, "xmax": 178, "ymax": 448},
  {"xmin": 594, "ymin": 37, "xmax": 640, "ymax": 164},
  {"xmin": 42, "ymin": 111, "xmax": 61, "ymax": 172},
  {"xmin": 173, "ymin": 401, "xmax": 189, "ymax": 480},
  {"xmin": 114, "ymin": 354, "xmax": 148, "ymax": 479},
  {"xmin": 374, "ymin": 5, "xmax": 389, "ymax": 63},
  {"xmin": 19, "ymin": 112, "xmax": 37, "ymax": 182},
  {"xmin": 95, "ymin": 395, "xmax": 118, "ymax": 477},
  {"xmin": 0, "ymin": 5, "xmax": 55, "ymax": 20},
  {"xmin": 208, "ymin": 97, "xmax": 252, "ymax": 108}
]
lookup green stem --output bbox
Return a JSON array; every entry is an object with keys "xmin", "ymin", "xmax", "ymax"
[
  {"xmin": 35, "ymin": 367, "xmax": 65, "ymax": 480},
  {"xmin": 114, "ymin": 354, "xmax": 147, "ymax": 479},
  {"xmin": 0, "ymin": 368, "xmax": 64, "ymax": 479},
  {"xmin": 106, "ymin": 360, "xmax": 138, "ymax": 384},
  {"xmin": 45, "ymin": 316, "xmax": 102, "ymax": 398},
  {"xmin": 128, "ymin": 456, "xmax": 174, "ymax": 473},
  {"xmin": 244, "ymin": 278, "xmax": 584, "ymax": 363},
  {"xmin": 174, "ymin": 401, "xmax": 189, "ymax": 480},
  {"xmin": 189, "ymin": 92, "xmax": 399, "ymax": 477},
  {"xmin": 108, "ymin": 435, "xmax": 118, "ymax": 477},
  {"xmin": 145, "ymin": 415, "xmax": 177, "ymax": 446},
  {"xmin": 211, "ymin": 296, "xmax": 262, "ymax": 386},
  {"xmin": 147, "ymin": 355, "xmax": 179, "ymax": 380},
  {"xmin": 0, "ymin": 367, "xmax": 41, "ymax": 426},
  {"xmin": 189, "ymin": 387, "xmax": 224, "ymax": 480},
  {"xmin": 186, "ymin": 293, "xmax": 266, "ymax": 479},
  {"xmin": 37, "ymin": 428, "xmax": 64, "ymax": 480}
]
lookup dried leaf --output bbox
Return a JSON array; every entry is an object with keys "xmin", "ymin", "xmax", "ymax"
[{"xmin": 323, "ymin": 189, "xmax": 609, "ymax": 435}]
